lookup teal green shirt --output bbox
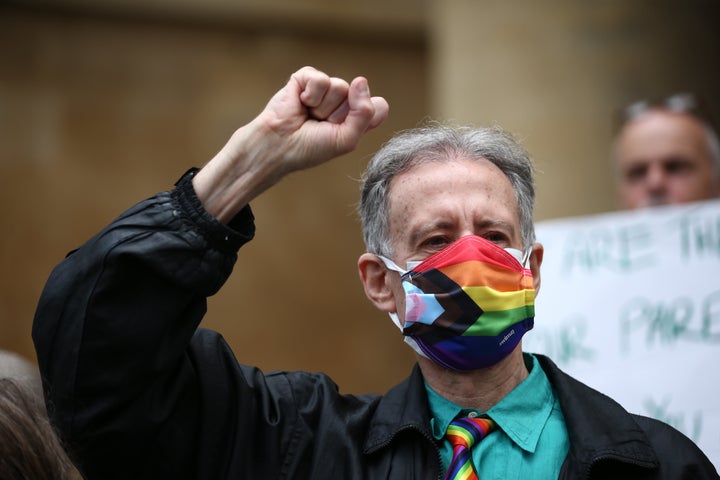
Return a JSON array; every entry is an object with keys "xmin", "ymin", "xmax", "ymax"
[{"xmin": 426, "ymin": 354, "xmax": 569, "ymax": 479}]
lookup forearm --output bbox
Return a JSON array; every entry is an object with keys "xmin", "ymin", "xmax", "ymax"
[{"xmin": 192, "ymin": 121, "xmax": 288, "ymax": 223}]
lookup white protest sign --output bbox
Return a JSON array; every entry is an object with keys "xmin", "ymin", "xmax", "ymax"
[{"xmin": 525, "ymin": 199, "xmax": 720, "ymax": 469}]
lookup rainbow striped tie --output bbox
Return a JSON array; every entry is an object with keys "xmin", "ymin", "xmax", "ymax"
[{"xmin": 444, "ymin": 416, "xmax": 496, "ymax": 480}]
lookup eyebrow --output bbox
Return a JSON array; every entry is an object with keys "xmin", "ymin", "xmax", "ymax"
[
  {"xmin": 408, "ymin": 221, "xmax": 452, "ymax": 246},
  {"xmin": 476, "ymin": 219, "xmax": 517, "ymax": 236},
  {"xmin": 407, "ymin": 218, "xmax": 517, "ymax": 246}
]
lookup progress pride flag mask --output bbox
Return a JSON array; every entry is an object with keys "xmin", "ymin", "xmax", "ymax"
[{"xmin": 380, "ymin": 235, "xmax": 535, "ymax": 371}]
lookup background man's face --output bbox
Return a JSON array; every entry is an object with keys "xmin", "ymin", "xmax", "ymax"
[{"xmin": 615, "ymin": 110, "xmax": 717, "ymax": 209}]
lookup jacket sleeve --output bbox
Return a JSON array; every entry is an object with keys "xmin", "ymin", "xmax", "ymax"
[{"xmin": 32, "ymin": 169, "xmax": 256, "ymax": 479}]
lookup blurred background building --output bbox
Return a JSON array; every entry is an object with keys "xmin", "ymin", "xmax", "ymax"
[{"xmin": 1, "ymin": 0, "xmax": 719, "ymax": 393}]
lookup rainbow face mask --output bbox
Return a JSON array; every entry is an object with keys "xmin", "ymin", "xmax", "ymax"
[{"xmin": 379, "ymin": 235, "xmax": 535, "ymax": 371}]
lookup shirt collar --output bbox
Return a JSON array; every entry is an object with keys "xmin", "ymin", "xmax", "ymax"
[{"xmin": 425, "ymin": 353, "xmax": 555, "ymax": 453}]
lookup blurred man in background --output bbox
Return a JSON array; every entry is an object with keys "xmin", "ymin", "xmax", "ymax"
[{"xmin": 613, "ymin": 93, "xmax": 720, "ymax": 209}]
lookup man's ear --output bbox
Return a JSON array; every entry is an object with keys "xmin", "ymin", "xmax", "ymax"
[
  {"xmin": 358, "ymin": 253, "xmax": 397, "ymax": 313},
  {"xmin": 529, "ymin": 242, "xmax": 544, "ymax": 295}
]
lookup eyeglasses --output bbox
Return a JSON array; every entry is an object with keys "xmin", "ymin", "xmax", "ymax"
[{"xmin": 615, "ymin": 93, "xmax": 717, "ymax": 133}]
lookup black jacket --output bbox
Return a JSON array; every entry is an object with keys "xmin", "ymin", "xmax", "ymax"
[{"xmin": 33, "ymin": 171, "xmax": 718, "ymax": 479}]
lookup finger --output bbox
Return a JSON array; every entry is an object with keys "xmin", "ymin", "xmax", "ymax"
[
  {"xmin": 368, "ymin": 97, "xmax": 390, "ymax": 130},
  {"xmin": 295, "ymin": 68, "xmax": 332, "ymax": 109},
  {"xmin": 326, "ymin": 99, "xmax": 350, "ymax": 124},
  {"xmin": 345, "ymin": 77, "xmax": 389, "ymax": 133},
  {"xmin": 309, "ymin": 77, "xmax": 350, "ymax": 120}
]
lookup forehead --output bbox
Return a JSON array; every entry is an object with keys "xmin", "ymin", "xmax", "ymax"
[
  {"xmin": 386, "ymin": 156, "xmax": 520, "ymax": 234},
  {"xmin": 616, "ymin": 111, "xmax": 711, "ymax": 164}
]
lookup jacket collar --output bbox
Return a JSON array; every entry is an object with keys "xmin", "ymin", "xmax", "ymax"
[
  {"xmin": 535, "ymin": 354, "xmax": 660, "ymax": 476},
  {"xmin": 365, "ymin": 356, "xmax": 661, "ymax": 475},
  {"xmin": 363, "ymin": 364, "xmax": 434, "ymax": 454}
]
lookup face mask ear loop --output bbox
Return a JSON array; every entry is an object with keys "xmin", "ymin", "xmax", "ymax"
[
  {"xmin": 521, "ymin": 247, "xmax": 532, "ymax": 268},
  {"xmin": 377, "ymin": 255, "xmax": 408, "ymax": 275}
]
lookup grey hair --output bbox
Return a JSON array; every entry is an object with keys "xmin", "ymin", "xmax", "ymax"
[{"xmin": 359, "ymin": 122, "xmax": 536, "ymax": 257}]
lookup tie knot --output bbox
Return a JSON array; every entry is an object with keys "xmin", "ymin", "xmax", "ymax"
[{"xmin": 446, "ymin": 416, "xmax": 495, "ymax": 449}]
